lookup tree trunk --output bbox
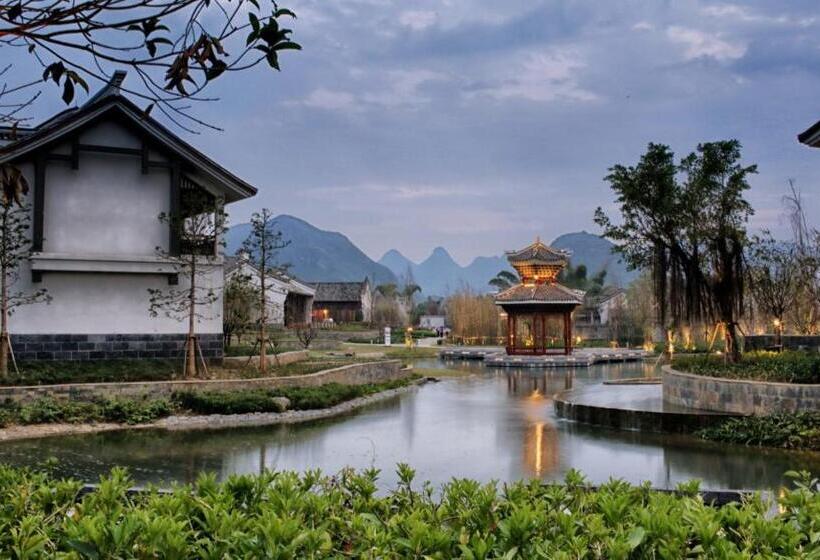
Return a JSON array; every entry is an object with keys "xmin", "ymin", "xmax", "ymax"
[
  {"xmin": 0, "ymin": 225, "xmax": 8, "ymax": 379},
  {"xmin": 186, "ymin": 255, "xmax": 197, "ymax": 378},
  {"xmin": 725, "ymin": 321, "xmax": 741, "ymax": 363},
  {"xmin": 259, "ymin": 247, "xmax": 267, "ymax": 374}
]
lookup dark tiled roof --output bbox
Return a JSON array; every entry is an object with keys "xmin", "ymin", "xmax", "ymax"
[
  {"xmin": 798, "ymin": 119, "xmax": 820, "ymax": 146},
  {"xmin": 494, "ymin": 282, "xmax": 583, "ymax": 305},
  {"xmin": 0, "ymin": 72, "xmax": 256, "ymax": 202},
  {"xmin": 506, "ymin": 240, "xmax": 569, "ymax": 265},
  {"xmin": 313, "ymin": 282, "xmax": 367, "ymax": 303}
]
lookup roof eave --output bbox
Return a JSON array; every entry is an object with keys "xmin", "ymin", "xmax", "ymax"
[
  {"xmin": 798, "ymin": 120, "xmax": 820, "ymax": 147},
  {"xmin": 0, "ymin": 97, "xmax": 257, "ymax": 203}
]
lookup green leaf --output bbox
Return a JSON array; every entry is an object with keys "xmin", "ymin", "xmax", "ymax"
[
  {"xmin": 627, "ymin": 527, "xmax": 646, "ymax": 550},
  {"xmin": 61, "ymin": 79, "xmax": 75, "ymax": 105},
  {"xmin": 249, "ymin": 12, "xmax": 260, "ymax": 32},
  {"xmin": 273, "ymin": 41, "xmax": 301, "ymax": 51},
  {"xmin": 66, "ymin": 540, "xmax": 100, "ymax": 559},
  {"xmin": 274, "ymin": 8, "xmax": 297, "ymax": 18}
]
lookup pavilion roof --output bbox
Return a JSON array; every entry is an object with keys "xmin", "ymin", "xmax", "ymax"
[
  {"xmin": 505, "ymin": 239, "xmax": 570, "ymax": 266},
  {"xmin": 494, "ymin": 282, "xmax": 583, "ymax": 306}
]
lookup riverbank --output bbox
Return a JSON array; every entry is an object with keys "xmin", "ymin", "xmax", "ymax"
[{"xmin": 0, "ymin": 378, "xmax": 427, "ymax": 442}]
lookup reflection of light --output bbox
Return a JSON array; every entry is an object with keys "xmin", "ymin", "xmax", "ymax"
[
  {"xmin": 529, "ymin": 389, "xmax": 542, "ymax": 400},
  {"xmin": 534, "ymin": 422, "xmax": 544, "ymax": 475}
]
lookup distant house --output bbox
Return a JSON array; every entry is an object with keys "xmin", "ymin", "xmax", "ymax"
[
  {"xmin": 574, "ymin": 287, "xmax": 626, "ymax": 340},
  {"xmin": 0, "ymin": 72, "xmax": 255, "ymax": 361},
  {"xmin": 224, "ymin": 255, "xmax": 314, "ymax": 326},
  {"xmin": 419, "ymin": 315, "xmax": 446, "ymax": 329},
  {"xmin": 311, "ymin": 279, "xmax": 372, "ymax": 323}
]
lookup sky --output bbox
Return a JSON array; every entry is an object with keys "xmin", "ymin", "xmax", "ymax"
[{"xmin": 11, "ymin": 0, "xmax": 820, "ymax": 265}]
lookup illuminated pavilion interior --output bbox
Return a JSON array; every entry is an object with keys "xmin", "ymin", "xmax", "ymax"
[{"xmin": 494, "ymin": 239, "xmax": 584, "ymax": 355}]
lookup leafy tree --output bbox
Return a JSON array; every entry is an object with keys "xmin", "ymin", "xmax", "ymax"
[
  {"xmin": 223, "ymin": 272, "xmax": 259, "ymax": 348},
  {"xmin": 488, "ymin": 270, "xmax": 518, "ymax": 291},
  {"xmin": 0, "ymin": 0, "xmax": 300, "ymax": 131},
  {"xmin": 376, "ymin": 283, "xmax": 398, "ymax": 299},
  {"xmin": 242, "ymin": 208, "xmax": 288, "ymax": 374},
  {"xmin": 148, "ymin": 188, "xmax": 225, "ymax": 378},
  {"xmin": 595, "ymin": 140, "xmax": 755, "ymax": 362},
  {"xmin": 0, "ymin": 166, "xmax": 50, "ymax": 377}
]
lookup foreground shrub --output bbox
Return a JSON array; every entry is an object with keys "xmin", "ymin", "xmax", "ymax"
[
  {"xmin": 0, "ymin": 465, "xmax": 818, "ymax": 557},
  {"xmin": 698, "ymin": 412, "xmax": 820, "ymax": 450},
  {"xmin": 674, "ymin": 351, "xmax": 820, "ymax": 383}
]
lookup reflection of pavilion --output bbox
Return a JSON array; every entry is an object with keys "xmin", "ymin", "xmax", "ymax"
[
  {"xmin": 506, "ymin": 370, "xmax": 574, "ymax": 397},
  {"xmin": 495, "ymin": 239, "xmax": 583, "ymax": 355}
]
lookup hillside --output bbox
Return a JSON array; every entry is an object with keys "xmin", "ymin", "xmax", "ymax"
[
  {"xmin": 379, "ymin": 231, "xmax": 638, "ymax": 296},
  {"xmin": 225, "ymin": 215, "xmax": 397, "ymax": 285}
]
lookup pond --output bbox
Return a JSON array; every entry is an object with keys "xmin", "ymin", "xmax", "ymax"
[{"xmin": 0, "ymin": 358, "xmax": 817, "ymax": 491}]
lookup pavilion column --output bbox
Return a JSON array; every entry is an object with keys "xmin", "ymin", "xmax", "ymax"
[
  {"xmin": 564, "ymin": 311, "xmax": 572, "ymax": 355},
  {"xmin": 506, "ymin": 313, "xmax": 513, "ymax": 352}
]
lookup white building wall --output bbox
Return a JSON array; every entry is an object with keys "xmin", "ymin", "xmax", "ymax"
[{"xmin": 10, "ymin": 120, "xmax": 224, "ymax": 336}]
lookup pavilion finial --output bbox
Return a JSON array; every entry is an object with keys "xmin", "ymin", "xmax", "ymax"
[{"xmin": 536, "ymin": 235, "xmax": 540, "ymax": 244}]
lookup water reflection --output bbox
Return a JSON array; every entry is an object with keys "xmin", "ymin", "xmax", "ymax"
[{"xmin": 0, "ymin": 359, "xmax": 816, "ymax": 491}]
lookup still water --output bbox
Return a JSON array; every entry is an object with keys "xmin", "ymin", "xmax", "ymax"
[{"xmin": 0, "ymin": 359, "xmax": 817, "ymax": 490}]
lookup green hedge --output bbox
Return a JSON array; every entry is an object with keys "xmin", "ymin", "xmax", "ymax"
[
  {"xmin": 0, "ymin": 397, "xmax": 172, "ymax": 427},
  {"xmin": 674, "ymin": 351, "xmax": 820, "ymax": 384},
  {"xmin": 698, "ymin": 412, "xmax": 820, "ymax": 450},
  {"xmin": 0, "ymin": 466, "xmax": 818, "ymax": 557}
]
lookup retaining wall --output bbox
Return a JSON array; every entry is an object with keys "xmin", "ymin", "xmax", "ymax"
[
  {"xmin": 662, "ymin": 365, "xmax": 820, "ymax": 414},
  {"xmin": 11, "ymin": 333, "xmax": 223, "ymax": 361},
  {"xmin": 0, "ymin": 360, "xmax": 406, "ymax": 404}
]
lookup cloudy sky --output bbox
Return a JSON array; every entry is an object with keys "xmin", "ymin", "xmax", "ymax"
[{"xmin": 19, "ymin": 0, "xmax": 820, "ymax": 264}]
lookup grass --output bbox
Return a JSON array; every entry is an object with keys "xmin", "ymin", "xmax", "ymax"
[
  {"xmin": 673, "ymin": 351, "xmax": 820, "ymax": 384},
  {"xmin": 174, "ymin": 376, "xmax": 418, "ymax": 415},
  {"xmin": 7, "ymin": 359, "xmax": 181, "ymax": 385},
  {"xmin": 697, "ymin": 412, "xmax": 820, "ymax": 450}
]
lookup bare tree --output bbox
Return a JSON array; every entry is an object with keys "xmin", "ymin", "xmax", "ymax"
[
  {"xmin": 783, "ymin": 181, "xmax": 820, "ymax": 334},
  {"xmin": 148, "ymin": 187, "xmax": 225, "ymax": 378},
  {"xmin": 241, "ymin": 208, "xmax": 288, "ymax": 373},
  {"xmin": 0, "ymin": 166, "xmax": 50, "ymax": 376},
  {"xmin": 0, "ymin": 0, "xmax": 300, "ymax": 131},
  {"xmin": 747, "ymin": 232, "xmax": 799, "ymax": 345},
  {"xmin": 295, "ymin": 323, "xmax": 316, "ymax": 349}
]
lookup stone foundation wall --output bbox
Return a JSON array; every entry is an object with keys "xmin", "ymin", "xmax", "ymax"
[
  {"xmin": 0, "ymin": 360, "xmax": 406, "ymax": 404},
  {"xmin": 744, "ymin": 335, "xmax": 820, "ymax": 352},
  {"xmin": 10, "ymin": 333, "xmax": 223, "ymax": 361},
  {"xmin": 662, "ymin": 365, "xmax": 820, "ymax": 414}
]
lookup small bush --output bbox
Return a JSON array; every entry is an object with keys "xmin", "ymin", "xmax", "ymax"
[
  {"xmin": 1, "ymin": 397, "xmax": 173, "ymax": 426},
  {"xmin": 674, "ymin": 351, "xmax": 820, "ymax": 384},
  {"xmin": 698, "ymin": 412, "xmax": 820, "ymax": 450},
  {"xmin": 173, "ymin": 390, "xmax": 288, "ymax": 415}
]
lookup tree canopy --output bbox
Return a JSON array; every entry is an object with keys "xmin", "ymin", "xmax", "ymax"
[
  {"xmin": 595, "ymin": 140, "xmax": 756, "ymax": 361},
  {"xmin": 0, "ymin": 0, "xmax": 300, "ymax": 130}
]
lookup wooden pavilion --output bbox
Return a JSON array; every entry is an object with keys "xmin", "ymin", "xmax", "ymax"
[{"xmin": 494, "ymin": 239, "xmax": 584, "ymax": 355}]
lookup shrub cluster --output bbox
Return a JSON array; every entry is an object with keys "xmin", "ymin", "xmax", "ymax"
[
  {"xmin": 0, "ymin": 465, "xmax": 818, "ymax": 557},
  {"xmin": 698, "ymin": 412, "xmax": 820, "ymax": 450},
  {"xmin": 0, "ymin": 397, "xmax": 172, "ymax": 427},
  {"xmin": 674, "ymin": 351, "xmax": 820, "ymax": 384}
]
